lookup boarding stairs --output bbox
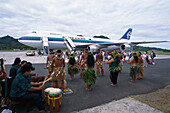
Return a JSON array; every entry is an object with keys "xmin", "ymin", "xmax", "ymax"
[
  {"xmin": 41, "ymin": 36, "xmax": 49, "ymax": 55},
  {"xmin": 64, "ymin": 36, "xmax": 75, "ymax": 51}
]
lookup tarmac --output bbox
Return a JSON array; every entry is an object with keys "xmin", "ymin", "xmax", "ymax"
[{"xmin": 1, "ymin": 51, "xmax": 170, "ymax": 113}]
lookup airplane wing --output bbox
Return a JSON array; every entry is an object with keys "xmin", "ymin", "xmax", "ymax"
[
  {"xmin": 75, "ymin": 42, "xmax": 125, "ymax": 48},
  {"xmin": 130, "ymin": 40, "xmax": 170, "ymax": 45},
  {"xmin": 75, "ymin": 40, "xmax": 170, "ymax": 48}
]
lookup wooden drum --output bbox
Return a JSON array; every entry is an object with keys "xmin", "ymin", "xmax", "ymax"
[
  {"xmin": 44, "ymin": 87, "xmax": 54, "ymax": 105},
  {"xmin": 48, "ymin": 88, "xmax": 62, "ymax": 112}
]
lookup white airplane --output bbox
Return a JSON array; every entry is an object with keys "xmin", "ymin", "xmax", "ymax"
[{"xmin": 18, "ymin": 28, "xmax": 169, "ymax": 54}]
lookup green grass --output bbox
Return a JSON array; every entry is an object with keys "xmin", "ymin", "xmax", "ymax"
[
  {"xmin": 0, "ymin": 50, "xmax": 13, "ymax": 52},
  {"xmin": 131, "ymin": 86, "xmax": 170, "ymax": 113},
  {"xmin": 134, "ymin": 51, "xmax": 170, "ymax": 55}
]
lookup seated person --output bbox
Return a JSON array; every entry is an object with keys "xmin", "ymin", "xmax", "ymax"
[
  {"xmin": 16, "ymin": 60, "xmax": 27, "ymax": 74},
  {"xmin": 10, "ymin": 64, "xmax": 45, "ymax": 112},
  {"xmin": 9, "ymin": 57, "xmax": 21, "ymax": 78}
]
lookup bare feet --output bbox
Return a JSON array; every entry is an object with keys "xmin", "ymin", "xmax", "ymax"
[
  {"xmin": 39, "ymin": 110, "xmax": 45, "ymax": 113},
  {"xmin": 86, "ymin": 88, "xmax": 91, "ymax": 91},
  {"xmin": 70, "ymin": 78, "xmax": 74, "ymax": 80},
  {"xmin": 130, "ymin": 80, "xmax": 136, "ymax": 82},
  {"xmin": 111, "ymin": 84, "xmax": 117, "ymax": 86}
]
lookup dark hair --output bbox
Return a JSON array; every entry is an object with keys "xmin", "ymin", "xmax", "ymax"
[
  {"xmin": 49, "ymin": 49, "xmax": 54, "ymax": 54},
  {"xmin": 69, "ymin": 57, "xmax": 75, "ymax": 65},
  {"xmin": 20, "ymin": 64, "xmax": 32, "ymax": 73},
  {"xmin": 138, "ymin": 52, "xmax": 141, "ymax": 56},
  {"xmin": 87, "ymin": 53, "xmax": 94, "ymax": 68},
  {"xmin": 115, "ymin": 56, "xmax": 120, "ymax": 65},
  {"xmin": 27, "ymin": 62, "xmax": 35, "ymax": 70},
  {"xmin": 12, "ymin": 57, "xmax": 21, "ymax": 66},
  {"xmin": 0, "ymin": 59, "xmax": 4, "ymax": 72},
  {"xmin": 134, "ymin": 56, "xmax": 138, "ymax": 63},
  {"xmin": 21, "ymin": 60, "xmax": 27, "ymax": 64}
]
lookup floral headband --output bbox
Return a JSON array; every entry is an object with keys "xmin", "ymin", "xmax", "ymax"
[{"xmin": 87, "ymin": 52, "xmax": 93, "ymax": 56}]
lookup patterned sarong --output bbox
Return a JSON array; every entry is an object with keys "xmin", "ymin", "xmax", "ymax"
[
  {"xmin": 96, "ymin": 60, "xmax": 103, "ymax": 68},
  {"xmin": 51, "ymin": 67, "xmax": 66, "ymax": 81}
]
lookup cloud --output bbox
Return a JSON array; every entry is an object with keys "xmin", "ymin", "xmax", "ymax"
[{"xmin": 0, "ymin": 0, "xmax": 170, "ymax": 49}]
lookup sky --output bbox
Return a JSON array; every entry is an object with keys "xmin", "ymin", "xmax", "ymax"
[{"xmin": 0, "ymin": 0, "xmax": 170, "ymax": 50}]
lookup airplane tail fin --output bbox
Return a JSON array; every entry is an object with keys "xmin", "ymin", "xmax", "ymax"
[{"xmin": 120, "ymin": 28, "xmax": 132, "ymax": 40}]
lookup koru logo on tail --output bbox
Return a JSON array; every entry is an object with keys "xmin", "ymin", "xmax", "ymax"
[{"xmin": 126, "ymin": 31, "xmax": 132, "ymax": 40}]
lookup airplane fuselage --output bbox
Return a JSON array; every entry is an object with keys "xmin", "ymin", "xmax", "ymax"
[{"xmin": 18, "ymin": 31, "xmax": 128, "ymax": 50}]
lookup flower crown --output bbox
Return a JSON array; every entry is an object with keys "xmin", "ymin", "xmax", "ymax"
[
  {"xmin": 87, "ymin": 52, "xmax": 93, "ymax": 56},
  {"xmin": 132, "ymin": 53, "xmax": 138, "ymax": 57},
  {"xmin": 111, "ymin": 52, "xmax": 120, "ymax": 57},
  {"xmin": 69, "ymin": 54, "xmax": 76, "ymax": 58}
]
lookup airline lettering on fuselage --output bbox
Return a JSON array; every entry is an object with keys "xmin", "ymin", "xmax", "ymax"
[{"xmin": 62, "ymin": 36, "xmax": 85, "ymax": 40}]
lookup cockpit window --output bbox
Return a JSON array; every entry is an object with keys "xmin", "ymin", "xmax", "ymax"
[{"xmin": 32, "ymin": 31, "xmax": 36, "ymax": 33}]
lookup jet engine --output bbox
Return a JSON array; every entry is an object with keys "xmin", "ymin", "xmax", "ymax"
[{"xmin": 120, "ymin": 44, "xmax": 133, "ymax": 51}]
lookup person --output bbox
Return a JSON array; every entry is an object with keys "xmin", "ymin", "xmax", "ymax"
[
  {"xmin": 9, "ymin": 57, "xmax": 21, "ymax": 78},
  {"xmin": 10, "ymin": 64, "xmax": 45, "ymax": 112},
  {"xmin": 46, "ymin": 49, "xmax": 56, "ymax": 76},
  {"xmin": 128, "ymin": 51, "xmax": 132, "ymax": 61},
  {"xmin": 137, "ymin": 52, "xmax": 144, "ymax": 79},
  {"xmin": 77, "ymin": 51, "xmax": 81, "ymax": 63},
  {"xmin": 145, "ymin": 51, "xmax": 149, "ymax": 64},
  {"xmin": 79, "ymin": 49, "xmax": 88, "ymax": 78},
  {"xmin": 51, "ymin": 49, "xmax": 66, "ymax": 90},
  {"xmin": 142, "ymin": 52, "xmax": 148, "ymax": 67},
  {"xmin": 102, "ymin": 50, "xmax": 105, "ymax": 61},
  {"xmin": 123, "ymin": 51, "xmax": 127, "ymax": 61},
  {"xmin": 0, "ymin": 58, "xmax": 6, "ymax": 107},
  {"xmin": 67, "ymin": 54, "xmax": 79, "ymax": 80},
  {"xmin": 127, "ymin": 53, "xmax": 140, "ymax": 82},
  {"xmin": 82, "ymin": 52, "xmax": 97, "ymax": 91},
  {"xmin": 96, "ymin": 49, "xmax": 104, "ymax": 76},
  {"xmin": 105, "ymin": 52, "xmax": 121, "ymax": 86},
  {"xmin": 150, "ymin": 50, "xmax": 156, "ymax": 64},
  {"xmin": 118, "ymin": 51, "xmax": 123, "ymax": 70},
  {"xmin": 16, "ymin": 60, "xmax": 27, "ymax": 74}
]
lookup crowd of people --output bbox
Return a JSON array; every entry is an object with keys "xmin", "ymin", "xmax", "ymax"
[{"xmin": 0, "ymin": 49, "xmax": 156, "ymax": 112}]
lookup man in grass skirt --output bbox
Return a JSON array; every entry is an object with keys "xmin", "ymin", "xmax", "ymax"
[
  {"xmin": 96, "ymin": 49, "xmax": 104, "ymax": 76},
  {"xmin": 79, "ymin": 49, "xmax": 88, "ymax": 78},
  {"xmin": 51, "ymin": 50, "xmax": 66, "ymax": 90},
  {"xmin": 46, "ymin": 49, "xmax": 55, "ymax": 78}
]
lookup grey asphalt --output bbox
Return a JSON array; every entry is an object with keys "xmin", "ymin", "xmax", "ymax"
[{"xmin": 4, "ymin": 59, "xmax": 170, "ymax": 113}]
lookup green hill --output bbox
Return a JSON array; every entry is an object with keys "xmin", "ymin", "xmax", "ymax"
[{"xmin": 0, "ymin": 35, "xmax": 35, "ymax": 50}]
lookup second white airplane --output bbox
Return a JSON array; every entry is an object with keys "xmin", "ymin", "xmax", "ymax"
[{"xmin": 18, "ymin": 28, "xmax": 169, "ymax": 53}]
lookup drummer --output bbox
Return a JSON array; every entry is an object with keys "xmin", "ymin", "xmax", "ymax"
[
  {"xmin": 10, "ymin": 64, "xmax": 45, "ymax": 112},
  {"xmin": 51, "ymin": 49, "xmax": 65, "ymax": 90}
]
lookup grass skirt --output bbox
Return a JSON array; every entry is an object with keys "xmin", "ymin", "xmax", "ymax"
[
  {"xmin": 129, "ymin": 64, "xmax": 140, "ymax": 77},
  {"xmin": 67, "ymin": 64, "xmax": 79, "ymax": 75},
  {"xmin": 109, "ymin": 66, "xmax": 122, "ymax": 73},
  {"xmin": 83, "ymin": 69, "xmax": 97, "ymax": 86}
]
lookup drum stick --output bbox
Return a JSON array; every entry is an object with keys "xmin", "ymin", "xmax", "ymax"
[{"xmin": 42, "ymin": 77, "xmax": 52, "ymax": 86}]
